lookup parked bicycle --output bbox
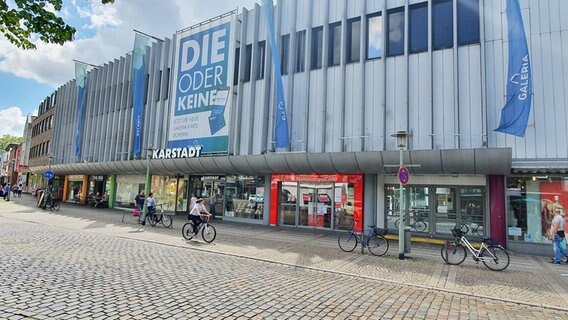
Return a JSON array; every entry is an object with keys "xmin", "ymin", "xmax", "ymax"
[
  {"xmin": 394, "ymin": 216, "xmax": 427, "ymax": 232},
  {"xmin": 146, "ymin": 204, "xmax": 173, "ymax": 228},
  {"xmin": 441, "ymin": 224, "xmax": 510, "ymax": 271},
  {"xmin": 182, "ymin": 215, "xmax": 216, "ymax": 243},
  {"xmin": 338, "ymin": 222, "xmax": 389, "ymax": 256},
  {"xmin": 40, "ymin": 192, "xmax": 60, "ymax": 211}
]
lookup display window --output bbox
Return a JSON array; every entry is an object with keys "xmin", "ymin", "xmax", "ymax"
[
  {"xmin": 187, "ymin": 175, "xmax": 265, "ymax": 220},
  {"xmin": 385, "ymin": 185, "xmax": 486, "ymax": 237},
  {"xmin": 115, "ymin": 175, "xmax": 145, "ymax": 208},
  {"xmin": 271, "ymin": 174, "xmax": 363, "ymax": 230},
  {"xmin": 506, "ymin": 176, "xmax": 568, "ymax": 244},
  {"xmin": 67, "ymin": 175, "xmax": 84, "ymax": 203},
  {"xmin": 151, "ymin": 176, "xmax": 185, "ymax": 212}
]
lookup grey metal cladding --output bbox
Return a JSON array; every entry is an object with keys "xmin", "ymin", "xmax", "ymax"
[
  {"xmin": 227, "ymin": 156, "xmax": 260, "ymax": 175},
  {"xmin": 198, "ymin": 157, "xmax": 223, "ymax": 174},
  {"xmin": 475, "ymin": 148, "xmax": 512, "ymax": 175},
  {"xmin": 306, "ymin": 153, "xmax": 335, "ymax": 174},
  {"xmin": 284, "ymin": 153, "xmax": 313, "ymax": 173},
  {"xmin": 212, "ymin": 156, "xmax": 238, "ymax": 174},
  {"xmin": 329, "ymin": 152, "xmax": 358, "ymax": 173},
  {"xmin": 441, "ymin": 149, "xmax": 476, "ymax": 174},
  {"xmin": 245, "ymin": 155, "xmax": 272, "ymax": 173},
  {"xmin": 355, "ymin": 151, "xmax": 384, "ymax": 174},
  {"xmin": 408, "ymin": 150, "xmax": 443, "ymax": 174},
  {"xmin": 264, "ymin": 153, "xmax": 292, "ymax": 173}
]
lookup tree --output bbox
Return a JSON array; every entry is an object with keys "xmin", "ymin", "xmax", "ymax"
[
  {"xmin": 0, "ymin": 0, "xmax": 115, "ymax": 50},
  {"xmin": 0, "ymin": 134, "xmax": 23, "ymax": 150}
]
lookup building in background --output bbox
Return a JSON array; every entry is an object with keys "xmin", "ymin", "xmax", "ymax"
[{"xmin": 25, "ymin": 0, "xmax": 568, "ymax": 255}]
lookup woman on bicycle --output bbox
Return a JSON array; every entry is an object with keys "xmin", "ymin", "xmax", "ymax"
[{"xmin": 189, "ymin": 198, "xmax": 210, "ymax": 235}]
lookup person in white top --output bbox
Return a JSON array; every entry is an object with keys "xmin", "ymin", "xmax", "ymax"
[
  {"xmin": 550, "ymin": 207, "xmax": 567, "ymax": 264},
  {"xmin": 189, "ymin": 198, "xmax": 210, "ymax": 235}
]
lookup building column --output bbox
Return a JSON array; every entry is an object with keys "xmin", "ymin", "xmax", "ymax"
[
  {"xmin": 108, "ymin": 174, "xmax": 116, "ymax": 209},
  {"xmin": 489, "ymin": 175, "xmax": 507, "ymax": 248}
]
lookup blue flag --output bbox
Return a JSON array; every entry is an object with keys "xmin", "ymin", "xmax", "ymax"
[
  {"xmin": 75, "ymin": 62, "xmax": 88, "ymax": 160},
  {"xmin": 132, "ymin": 33, "xmax": 150, "ymax": 158},
  {"xmin": 262, "ymin": 0, "xmax": 290, "ymax": 150},
  {"xmin": 495, "ymin": 0, "xmax": 532, "ymax": 137}
]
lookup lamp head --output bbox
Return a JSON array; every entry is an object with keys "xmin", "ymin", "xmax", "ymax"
[{"xmin": 390, "ymin": 130, "xmax": 409, "ymax": 148}]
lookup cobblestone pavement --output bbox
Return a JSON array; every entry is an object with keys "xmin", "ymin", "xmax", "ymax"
[{"xmin": 1, "ymin": 197, "xmax": 568, "ymax": 319}]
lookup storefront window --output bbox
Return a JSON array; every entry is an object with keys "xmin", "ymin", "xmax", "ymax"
[
  {"xmin": 274, "ymin": 174, "xmax": 362, "ymax": 231},
  {"xmin": 506, "ymin": 176, "xmax": 568, "ymax": 244},
  {"xmin": 226, "ymin": 175, "xmax": 265, "ymax": 220},
  {"xmin": 151, "ymin": 176, "xmax": 184, "ymax": 212},
  {"xmin": 115, "ymin": 175, "xmax": 145, "ymax": 208},
  {"xmin": 385, "ymin": 184, "xmax": 486, "ymax": 237},
  {"xmin": 67, "ymin": 175, "xmax": 84, "ymax": 203}
]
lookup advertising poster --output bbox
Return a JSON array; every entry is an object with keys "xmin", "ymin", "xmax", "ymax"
[
  {"xmin": 539, "ymin": 181, "xmax": 568, "ymax": 239},
  {"xmin": 169, "ymin": 16, "xmax": 234, "ymax": 153}
]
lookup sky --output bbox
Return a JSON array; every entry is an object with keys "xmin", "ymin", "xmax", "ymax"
[{"xmin": 0, "ymin": 0, "xmax": 258, "ymax": 137}]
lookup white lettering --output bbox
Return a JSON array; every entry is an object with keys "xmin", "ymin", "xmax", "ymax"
[
  {"xmin": 181, "ymin": 39, "xmax": 200, "ymax": 72},
  {"xmin": 211, "ymin": 29, "xmax": 227, "ymax": 64}
]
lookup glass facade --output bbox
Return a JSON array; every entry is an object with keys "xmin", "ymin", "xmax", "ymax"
[
  {"xmin": 188, "ymin": 175, "xmax": 265, "ymax": 221},
  {"xmin": 115, "ymin": 175, "xmax": 145, "ymax": 208},
  {"xmin": 366, "ymin": 13, "xmax": 383, "ymax": 59},
  {"xmin": 273, "ymin": 174, "xmax": 362, "ymax": 231},
  {"xmin": 506, "ymin": 176, "xmax": 568, "ymax": 244},
  {"xmin": 386, "ymin": 185, "xmax": 486, "ymax": 237},
  {"xmin": 67, "ymin": 175, "xmax": 84, "ymax": 203}
]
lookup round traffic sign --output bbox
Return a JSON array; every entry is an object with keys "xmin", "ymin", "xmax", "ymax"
[
  {"xmin": 44, "ymin": 170, "xmax": 54, "ymax": 180},
  {"xmin": 398, "ymin": 166, "xmax": 410, "ymax": 185}
]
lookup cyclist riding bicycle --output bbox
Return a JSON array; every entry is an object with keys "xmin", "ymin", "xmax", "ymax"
[{"xmin": 188, "ymin": 198, "xmax": 211, "ymax": 236}]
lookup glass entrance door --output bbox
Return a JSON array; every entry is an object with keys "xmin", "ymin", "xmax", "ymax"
[{"xmin": 299, "ymin": 182, "xmax": 333, "ymax": 228}]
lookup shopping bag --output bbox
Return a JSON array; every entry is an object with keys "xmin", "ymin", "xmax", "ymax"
[{"xmin": 133, "ymin": 208, "xmax": 140, "ymax": 217}]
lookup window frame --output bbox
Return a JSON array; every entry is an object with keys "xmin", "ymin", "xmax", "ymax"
[
  {"xmin": 346, "ymin": 17, "xmax": 361, "ymax": 64},
  {"xmin": 328, "ymin": 21, "xmax": 342, "ymax": 67},
  {"xmin": 386, "ymin": 7, "xmax": 405, "ymax": 57},
  {"xmin": 310, "ymin": 26, "xmax": 323, "ymax": 70}
]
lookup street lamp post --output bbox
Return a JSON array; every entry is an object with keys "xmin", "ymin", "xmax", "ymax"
[
  {"xmin": 142, "ymin": 146, "xmax": 154, "ymax": 223},
  {"xmin": 391, "ymin": 131, "xmax": 409, "ymax": 260},
  {"xmin": 45, "ymin": 154, "xmax": 54, "ymax": 192}
]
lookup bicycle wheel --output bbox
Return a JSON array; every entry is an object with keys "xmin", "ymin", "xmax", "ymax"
[
  {"xmin": 201, "ymin": 224, "xmax": 216, "ymax": 243},
  {"xmin": 414, "ymin": 220, "xmax": 427, "ymax": 232},
  {"xmin": 148, "ymin": 213, "xmax": 158, "ymax": 227},
  {"xmin": 161, "ymin": 214, "xmax": 173, "ymax": 228},
  {"xmin": 480, "ymin": 245, "xmax": 510, "ymax": 271},
  {"xmin": 441, "ymin": 241, "xmax": 467, "ymax": 265},
  {"xmin": 338, "ymin": 232, "xmax": 358, "ymax": 252},
  {"xmin": 52, "ymin": 201, "xmax": 60, "ymax": 211},
  {"xmin": 182, "ymin": 222, "xmax": 195, "ymax": 240},
  {"xmin": 367, "ymin": 235, "xmax": 389, "ymax": 257}
]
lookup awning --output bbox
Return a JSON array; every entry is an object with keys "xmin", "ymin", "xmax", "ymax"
[{"xmin": 29, "ymin": 148, "xmax": 512, "ymax": 176}]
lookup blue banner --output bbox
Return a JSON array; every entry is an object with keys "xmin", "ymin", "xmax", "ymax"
[
  {"xmin": 262, "ymin": 0, "xmax": 290, "ymax": 150},
  {"xmin": 74, "ymin": 62, "xmax": 88, "ymax": 160},
  {"xmin": 132, "ymin": 33, "xmax": 149, "ymax": 158},
  {"xmin": 495, "ymin": 0, "xmax": 532, "ymax": 137},
  {"xmin": 169, "ymin": 20, "xmax": 232, "ymax": 153}
]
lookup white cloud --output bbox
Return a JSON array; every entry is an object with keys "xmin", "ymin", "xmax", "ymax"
[
  {"xmin": 0, "ymin": 0, "xmax": 259, "ymax": 87},
  {"xmin": 0, "ymin": 107, "xmax": 27, "ymax": 136}
]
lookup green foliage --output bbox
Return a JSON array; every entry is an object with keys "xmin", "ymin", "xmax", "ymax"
[
  {"xmin": 0, "ymin": 0, "xmax": 115, "ymax": 50},
  {"xmin": 0, "ymin": 134, "xmax": 23, "ymax": 151}
]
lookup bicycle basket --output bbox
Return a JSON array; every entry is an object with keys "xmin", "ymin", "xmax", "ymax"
[{"xmin": 374, "ymin": 227, "xmax": 388, "ymax": 236}]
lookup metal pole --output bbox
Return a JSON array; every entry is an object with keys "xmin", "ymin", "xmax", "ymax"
[
  {"xmin": 142, "ymin": 147, "xmax": 153, "ymax": 224},
  {"xmin": 398, "ymin": 147, "xmax": 405, "ymax": 260}
]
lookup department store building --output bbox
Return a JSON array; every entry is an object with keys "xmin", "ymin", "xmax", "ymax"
[{"xmin": 30, "ymin": 0, "xmax": 568, "ymax": 255}]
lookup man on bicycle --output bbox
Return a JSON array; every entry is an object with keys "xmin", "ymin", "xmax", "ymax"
[{"xmin": 188, "ymin": 198, "xmax": 210, "ymax": 235}]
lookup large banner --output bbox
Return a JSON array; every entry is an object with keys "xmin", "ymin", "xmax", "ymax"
[
  {"xmin": 262, "ymin": 0, "xmax": 290, "ymax": 150},
  {"xmin": 132, "ymin": 33, "xmax": 150, "ymax": 158},
  {"xmin": 495, "ymin": 0, "xmax": 532, "ymax": 137},
  {"xmin": 75, "ymin": 61, "xmax": 88, "ymax": 160},
  {"xmin": 169, "ymin": 17, "xmax": 233, "ymax": 153}
]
